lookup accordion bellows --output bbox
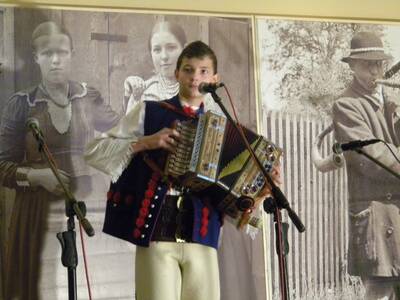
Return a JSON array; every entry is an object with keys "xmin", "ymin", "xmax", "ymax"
[{"xmin": 165, "ymin": 110, "xmax": 281, "ymax": 222}]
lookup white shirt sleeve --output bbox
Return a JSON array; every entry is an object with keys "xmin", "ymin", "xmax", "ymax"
[{"xmin": 84, "ymin": 101, "xmax": 146, "ymax": 182}]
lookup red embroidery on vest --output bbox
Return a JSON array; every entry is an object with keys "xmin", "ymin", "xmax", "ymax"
[
  {"xmin": 132, "ymin": 172, "xmax": 161, "ymax": 239},
  {"xmin": 200, "ymin": 207, "xmax": 210, "ymax": 237},
  {"xmin": 113, "ymin": 192, "xmax": 121, "ymax": 204},
  {"xmin": 107, "ymin": 190, "xmax": 114, "ymax": 201}
]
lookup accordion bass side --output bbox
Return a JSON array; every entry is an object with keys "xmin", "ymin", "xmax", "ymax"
[{"xmin": 165, "ymin": 111, "xmax": 282, "ymax": 225}]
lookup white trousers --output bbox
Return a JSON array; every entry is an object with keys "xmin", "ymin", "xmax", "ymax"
[{"xmin": 135, "ymin": 242, "xmax": 220, "ymax": 300}]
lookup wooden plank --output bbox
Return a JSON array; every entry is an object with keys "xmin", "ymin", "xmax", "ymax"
[
  {"xmin": 265, "ymin": 111, "xmax": 272, "ymax": 297},
  {"xmin": 305, "ymin": 115, "xmax": 313, "ymax": 296},
  {"xmin": 0, "ymin": 7, "xmax": 16, "ymax": 114},
  {"xmin": 298, "ymin": 114, "xmax": 306, "ymax": 296},
  {"xmin": 291, "ymin": 113, "xmax": 301, "ymax": 295},
  {"xmin": 63, "ymin": 10, "xmax": 109, "ymax": 109},
  {"xmin": 263, "ymin": 112, "xmax": 350, "ymax": 298},
  {"xmin": 322, "ymin": 120, "xmax": 329, "ymax": 290},
  {"xmin": 90, "ymin": 32, "xmax": 127, "ymax": 43},
  {"xmin": 315, "ymin": 121, "xmax": 322, "ymax": 293},
  {"xmin": 108, "ymin": 12, "xmax": 156, "ymax": 114},
  {"xmin": 281, "ymin": 112, "xmax": 294, "ymax": 293},
  {"xmin": 326, "ymin": 119, "xmax": 334, "ymax": 289},
  {"xmin": 209, "ymin": 17, "xmax": 255, "ymax": 130},
  {"xmin": 275, "ymin": 110, "xmax": 284, "ymax": 297}
]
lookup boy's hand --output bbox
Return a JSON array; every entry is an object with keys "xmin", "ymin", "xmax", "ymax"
[
  {"xmin": 132, "ymin": 128, "xmax": 180, "ymax": 153},
  {"xmin": 255, "ymin": 162, "xmax": 283, "ymax": 204}
]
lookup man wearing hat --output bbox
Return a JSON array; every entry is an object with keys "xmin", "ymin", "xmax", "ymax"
[{"xmin": 332, "ymin": 31, "xmax": 400, "ymax": 299}]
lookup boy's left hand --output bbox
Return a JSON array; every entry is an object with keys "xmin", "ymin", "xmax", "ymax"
[{"xmin": 254, "ymin": 162, "xmax": 283, "ymax": 204}]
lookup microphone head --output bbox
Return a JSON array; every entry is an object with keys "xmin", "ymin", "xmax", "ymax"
[
  {"xmin": 26, "ymin": 117, "xmax": 40, "ymax": 129},
  {"xmin": 198, "ymin": 82, "xmax": 224, "ymax": 94}
]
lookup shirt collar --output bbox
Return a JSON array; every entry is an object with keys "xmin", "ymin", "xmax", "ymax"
[{"xmin": 181, "ymin": 101, "xmax": 204, "ymax": 117}]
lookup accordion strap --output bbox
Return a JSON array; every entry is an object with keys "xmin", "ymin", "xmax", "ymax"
[{"xmin": 158, "ymin": 101, "xmax": 196, "ymax": 119}]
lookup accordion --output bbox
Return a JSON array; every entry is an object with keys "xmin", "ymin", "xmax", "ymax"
[{"xmin": 165, "ymin": 110, "xmax": 282, "ymax": 225}]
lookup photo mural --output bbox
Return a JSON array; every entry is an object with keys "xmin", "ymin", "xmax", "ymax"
[
  {"xmin": 257, "ymin": 17, "xmax": 400, "ymax": 300},
  {"xmin": 0, "ymin": 6, "xmax": 260, "ymax": 300}
]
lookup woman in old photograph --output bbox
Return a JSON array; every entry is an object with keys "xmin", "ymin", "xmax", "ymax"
[
  {"xmin": 123, "ymin": 20, "xmax": 187, "ymax": 114},
  {"xmin": 0, "ymin": 21, "xmax": 120, "ymax": 300}
]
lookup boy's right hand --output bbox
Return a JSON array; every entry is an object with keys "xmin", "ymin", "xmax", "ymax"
[{"xmin": 132, "ymin": 128, "xmax": 180, "ymax": 153}]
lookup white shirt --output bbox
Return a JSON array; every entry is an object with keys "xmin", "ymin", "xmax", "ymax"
[{"xmin": 84, "ymin": 95, "xmax": 221, "ymax": 182}]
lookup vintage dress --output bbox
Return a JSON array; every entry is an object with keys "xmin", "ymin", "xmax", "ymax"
[
  {"xmin": 0, "ymin": 81, "xmax": 119, "ymax": 300},
  {"xmin": 84, "ymin": 95, "xmax": 224, "ymax": 249},
  {"xmin": 332, "ymin": 79, "xmax": 400, "ymax": 277}
]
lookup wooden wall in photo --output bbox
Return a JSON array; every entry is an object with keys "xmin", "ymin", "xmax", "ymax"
[{"xmin": 263, "ymin": 110, "xmax": 352, "ymax": 299}]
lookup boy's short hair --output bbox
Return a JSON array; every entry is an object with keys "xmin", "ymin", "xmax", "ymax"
[{"xmin": 176, "ymin": 40, "xmax": 218, "ymax": 74}]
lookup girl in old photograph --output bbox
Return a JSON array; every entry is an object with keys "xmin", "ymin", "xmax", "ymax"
[
  {"xmin": 0, "ymin": 21, "xmax": 120, "ymax": 300},
  {"xmin": 123, "ymin": 21, "xmax": 187, "ymax": 114}
]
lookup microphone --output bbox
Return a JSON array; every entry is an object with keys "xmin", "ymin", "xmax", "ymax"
[
  {"xmin": 26, "ymin": 117, "xmax": 44, "ymax": 141},
  {"xmin": 332, "ymin": 139, "xmax": 380, "ymax": 154},
  {"xmin": 198, "ymin": 82, "xmax": 224, "ymax": 94}
]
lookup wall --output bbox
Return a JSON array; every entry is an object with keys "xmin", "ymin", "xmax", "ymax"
[{"xmin": 0, "ymin": 0, "xmax": 400, "ymax": 21}]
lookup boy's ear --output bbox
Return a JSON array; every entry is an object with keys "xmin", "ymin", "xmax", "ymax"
[{"xmin": 213, "ymin": 73, "xmax": 220, "ymax": 83}]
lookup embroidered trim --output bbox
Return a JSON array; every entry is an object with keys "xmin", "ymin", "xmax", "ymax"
[
  {"xmin": 132, "ymin": 172, "xmax": 161, "ymax": 239},
  {"xmin": 15, "ymin": 167, "xmax": 31, "ymax": 187},
  {"xmin": 350, "ymin": 47, "xmax": 384, "ymax": 54},
  {"xmin": 200, "ymin": 206, "xmax": 210, "ymax": 237},
  {"xmin": 21, "ymin": 82, "xmax": 88, "ymax": 108},
  {"xmin": 157, "ymin": 73, "xmax": 179, "ymax": 96},
  {"xmin": 11, "ymin": 92, "xmax": 34, "ymax": 107},
  {"xmin": 109, "ymin": 144, "xmax": 135, "ymax": 183}
]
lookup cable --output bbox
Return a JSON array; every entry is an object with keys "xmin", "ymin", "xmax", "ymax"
[
  {"xmin": 380, "ymin": 139, "xmax": 400, "ymax": 164},
  {"xmin": 79, "ymin": 222, "xmax": 93, "ymax": 300}
]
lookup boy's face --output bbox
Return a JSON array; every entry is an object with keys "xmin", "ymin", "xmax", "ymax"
[{"xmin": 175, "ymin": 56, "xmax": 218, "ymax": 104}]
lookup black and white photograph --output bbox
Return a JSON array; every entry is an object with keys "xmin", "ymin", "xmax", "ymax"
[
  {"xmin": 0, "ymin": 6, "xmax": 262, "ymax": 300},
  {"xmin": 2, "ymin": 3, "xmax": 400, "ymax": 300},
  {"xmin": 257, "ymin": 17, "xmax": 400, "ymax": 299}
]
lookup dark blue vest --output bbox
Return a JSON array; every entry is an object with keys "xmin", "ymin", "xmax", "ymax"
[{"xmin": 103, "ymin": 95, "xmax": 223, "ymax": 248}]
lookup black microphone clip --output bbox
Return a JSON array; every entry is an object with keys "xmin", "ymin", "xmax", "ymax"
[
  {"xmin": 332, "ymin": 139, "xmax": 380, "ymax": 154},
  {"xmin": 198, "ymin": 82, "xmax": 225, "ymax": 94}
]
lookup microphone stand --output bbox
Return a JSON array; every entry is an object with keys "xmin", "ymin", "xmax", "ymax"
[
  {"xmin": 209, "ymin": 90, "xmax": 305, "ymax": 300},
  {"xmin": 355, "ymin": 148, "xmax": 400, "ymax": 180},
  {"xmin": 30, "ymin": 128, "xmax": 94, "ymax": 300}
]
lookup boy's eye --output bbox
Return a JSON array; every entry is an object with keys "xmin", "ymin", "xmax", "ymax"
[{"xmin": 201, "ymin": 69, "xmax": 209, "ymax": 75}]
